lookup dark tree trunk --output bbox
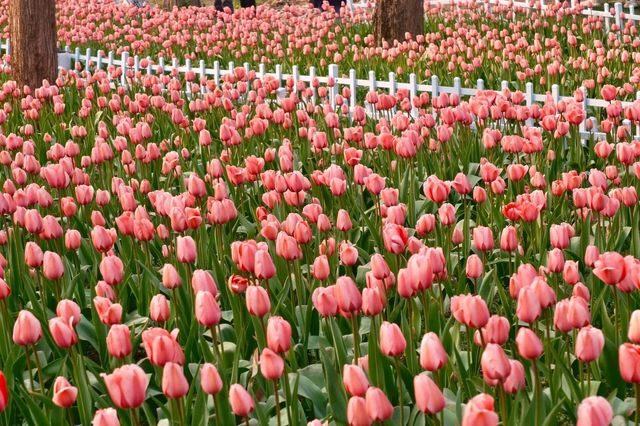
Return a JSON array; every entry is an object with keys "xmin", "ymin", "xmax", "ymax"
[
  {"xmin": 9, "ymin": 0, "xmax": 57, "ymax": 89},
  {"xmin": 175, "ymin": 0, "xmax": 201, "ymax": 6},
  {"xmin": 373, "ymin": 0, "xmax": 423, "ymax": 45}
]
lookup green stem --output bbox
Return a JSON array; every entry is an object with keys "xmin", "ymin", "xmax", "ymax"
[
  {"xmin": 274, "ymin": 380, "xmax": 282, "ymax": 426},
  {"xmin": 532, "ymin": 361, "xmax": 541, "ymax": 426},
  {"xmin": 395, "ymin": 357, "xmax": 404, "ymax": 426},
  {"xmin": 351, "ymin": 315, "xmax": 360, "ymax": 362}
]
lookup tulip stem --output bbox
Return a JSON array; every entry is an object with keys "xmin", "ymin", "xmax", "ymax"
[
  {"xmin": 274, "ymin": 380, "xmax": 282, "ymax": 426},
  {"xmin": 24, "ymin": 346, "xmax": 35, "ymax": 392},
  {"xmin": 532, "ymin": 361, "xmax": 541, "ymax": 426},
  {"xmin": 32, "ymin": 345, "xmax": 44, "ymax": 392},
  {"xmin": 131, "ymin": 408, "xmax": 140, "ymax": 426},
  {"xmin": 499, "ymin": 385, "xmax": 508, "ymax": 426},
  {"xmin": 636, "ymin": 383, "xmax": 640, "ymax": 426},
  {"xmin": 394, "ymin": 357, "xmax": 404, "ymax": 426},
  {"xmin": 351, "ymin": 315, "xmax": 360, "ymax": 362}
]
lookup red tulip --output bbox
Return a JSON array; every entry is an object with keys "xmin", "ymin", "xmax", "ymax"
[{"xmin": 0, "ymin": 371, "xmax": 8, "ymax": 413}]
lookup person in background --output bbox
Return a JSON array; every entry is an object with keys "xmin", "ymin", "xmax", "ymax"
[
  {"xmin": 214, "ymin": 0, "xmax": 255, "ymax": 12},
  {"xmin": 312, "ymin": 0, "xmax": 341, "ymax": 13}
]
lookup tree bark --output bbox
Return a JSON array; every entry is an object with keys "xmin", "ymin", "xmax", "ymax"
[
  {"xmin": 373, "ymin": 0, "xmax": 424, "ymax": 46},
  {"xmin": 9, "ymin": 0, "xmax": 57, "ymax": 89}
]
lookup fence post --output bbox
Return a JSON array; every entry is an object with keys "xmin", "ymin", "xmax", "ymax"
[
  {"xmin": 134, "ymin": 55, "xmax": 140, "ymax": 76},
  {"xmin": 310, "ymin": 66, "xmax": 317, "ymax": 105},
  {"xmin": 158, "ymin": 57, "xmax": 165, "ymax": 75},
  {"xmin": 213, "ymin": 61, "xmax": 220, "ymax": 86},
  {"xmin": 579, "ymin": 86, "xmax": 588, "ymax": 145},
  {"xmin": 501, "ymin": 80, "xmax": 509, "ymax": 92},
  {"xmin": 185, "ymin": 59, "xmax": 192, "ymax": 97},
  {"xmin": 85, "ymin": 48, "xmax": 92, "ymax": 72},
  {"xmin": 367, "ymin": 69, "xmax": 377, "ymax": 117},
  {"xmin": 477, "ymin": 78, "xmax": 485, "ymax": 91},
  {"xmin": 431, "ymin": 75, "xmax": 440, "ymax": 99},
  {"xmin": 244, "ymin": 62, "xmax": 250, "ymax": 76},
  {"xmin": 453, "ymin": 77, "xmax": 462, "ymax": 98},
  {"xmin": 259, "ymin": 63, "xmax": 266, "ymax": 80},
  {"xmin": 349, "ymin": 68, "xmax": 357, "ymax": 110},
  {"xmin": 121, "ymin": 51, "xmax": 128, "ymax": 89},
  {"xmin": 526, "ymin": 82, "xmax": 534, "ymax": 126},
  {"xmin": 604, "ymin": 3, "xmax": 611, "ymax": 32},
  {"xmin": 410, "ymin": 73, "xmax": 418, "ymax": 118},
  {"xmin": 108, "ymin": 51, "xmax": 114, "ymax": 69},
  {"xmin": 96, "ymin": 50, "xmax": 103, "ymax": 71},
  {"xmin": 292, "ymin": 65, "xmax": 300, "ymax": 94},
  {"xmin": 551, "ymin": 84, "xmax": 560, "ymax": 104},
  {"xmin": 74, "ymin": 47, "xmax": 81, "ymax": 69},
  {"xmin": 199, "ymin": 59, "xmax": 206, "ymax": 94},
  {"xmin": 328, "ymin": 64, "xmax": 339, "ymax": 111},
  {"xmin": 614, "ymin": 2, "xmax": 623, "ymax": 31},
  {"xmin": 389, "ymin": 72, "xmax": 397, "ymax": 114},
  {"xmin": 148, "ymin": 57, "xmax": 153, "ymax": 75}
]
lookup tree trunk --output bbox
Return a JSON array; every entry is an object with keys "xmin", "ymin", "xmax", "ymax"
[
  {"xmin": 373, "ymin": 0, "xmax": 423, "ymax": 45},
  {"xmin": 9, "ymin": 0, "xmax": 57, "ymax": 89}
]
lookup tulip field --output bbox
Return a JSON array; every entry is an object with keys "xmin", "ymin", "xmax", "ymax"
[{"xmin": 2, "ymin": 0, "xmax": 640, "ymax": 425}]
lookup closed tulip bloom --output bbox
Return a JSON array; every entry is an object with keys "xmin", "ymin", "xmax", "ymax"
[
  {"xmin": 191, "ymin": 270, "xmax": 218, "ymax": 295},
  {"xmin": 481, "ymin": 344, "xmax": 511, "ymax": 384},
  {"xmin": 593, "ymin": 251, "xmax": 626, "ymax": 285},
  {"xmin": 101, "ymin": 364, "xmax": 148, "ymax": 409},
  {"xmin": 479, "ymin": 315, "xmax": 510, "ymax": 346},
  {"xmin": 576, "ymin": 396, "xmax": 613, "ymax": 426},
  {"xmin": 229, "ymin": 384, "xmax": 254, "ymax": 417},
  {"xmin": 462, "ymin": 394, "xmax": 499, "ymax": 426},
  {"xmin": 24, "ymin": 241, "xmax": 43, "ymax": 268},
  {"xmin": 379, "ymin": 321, "xmax": 406, "ymax": 357},
  {"xmin": 195, "ymin": 291, "xmax": 221, "ymax": 327},
  {"xmin": 364, "ymin": 387, "xmax": 392, "ymax": 422},
  {"xmin": 619, "ymin": 343, "xmax": 640, "ymax": 383},
  {"xmin": 515, "ymin": 328, "xmax": 543, "ymax": 359},
  {"xmin": 254, "ymin": 249, "xmax": 276, "ymax": 280},
  {"xmin": 92, "ymin": 408, "xmax": 120, "ymax": 426},
  {"xmin": 502, "ymin": 360, "xmax": 525, "ymax": 394},
  {"xmin": 162, "ymin": 264, "xmax": 181, "ymax": 289},
  {"xmin": 472, "ymin": 226, "xmax": 494, "ymax": 252},
  {"xmin": 94, "ymin": 297, "xmax": 123, "ymax": 325},
  {"xmin": 65, "ymin": 229, "xmax": 81, "ymax": 250},
  {"xmin": 176, "ymin": 236, "xmax": 197, "ymax": 263},
  {"xmin": 362, "ymin": 287, "xmax": 384, "ymax": 316},
  {"xmin": 419, "ymin": 332, "xmax": 448, "ymax": 371},
  {"xmin": 43, "ymin": 251, "xmax": 64, "ymax": 280},
  {"xmin": 162, "ymin": 363, "xmax": 189, "ymax": 399},
  {"xmin": 141, "ymin": 328, "xmax": 185, "ymax": 366},
  {"xmin": 266, "ymin": 316, "xmax": 292, "ymax": 353},
  {"xmin": 200, "ymin": 363, "xmax": 223, "ymax": 395},
  {"xmin": 500, "ymin": 226, "xmax": 518, "ymax": 252},
  {"xmin": 563, "ymin": 261, "xmax": 580, "ymax": 285},
  {"xmin": 451, "ymin": 294, "xmax": 490, "ymax": 329},
  {"xmin": 106, "ymin": 324, "xmax": 132, "ymax": 359},
  {"xmin": 312, "ymin": 255, "xmax": 330, "ymax": 281},
  {"xmin": 584, "ymin": 245, "xmax": 600, "ymax": 268},
  {"xmin": 343, "ymin": 364, "xmax": 369, "ymax": 397},
  {"xmin": 13, "ymin": 310, "xmax": 42, "ymax": 346},
  {"xmin": 466, "ymin": 254, "xmax": 483, "ymax": 279},
  {"xmin": 335, "ymin": 276, "xmax": 362, "ymax": 313},
  {"xmin": 414, "ymin": 374, "xmax": 445, "ymax": 414},
  {"xmin": 150, "ymin": 294, "xmax": 170, "ymax": 323},
  {"xmin": 516, "ymin": 287, "xmax": 541, "ymax": 324},
  {"xmin": 52, "ymin": 376, "xmax": 78, "ymax": 408},
  {"xmin": 575, "ymin": 326, "xmax": 604, "ymax": 363},
  {"xmin": 629, "ymin": 310, "xmax": 640, "ymax": 343},
  {"xmin": 49, "ymin": 317, "xmax": 78, "ymax": 348},
  {"xmin": 56, "ymin": 299, "xmax": 81, "ymax": 327},
  {"xmin": 312, "ymin": 286, "xmax": 338, "ymax": 317},
  {"xmin": 260, "ymin": 348, "xmax": 285, "ymax": 380},
  {"xmin": 246, "ymin": 285, "xmax": 271, "ymax": 317},
  {"xmin": 547, "ymin": 248, "xmax": 565, "ymax": 273},
  {"xmin": 0, "ymin": 371, "xmax": 7, "ymax": 413},
  {"xmin": 347, "ymin": 396, "xmax": 372, "ymax": 426}
]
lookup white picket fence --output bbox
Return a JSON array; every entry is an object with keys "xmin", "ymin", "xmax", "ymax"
[{"xmin": 424, "ymin": 0, "xmax": 640, "ymax": 29}]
